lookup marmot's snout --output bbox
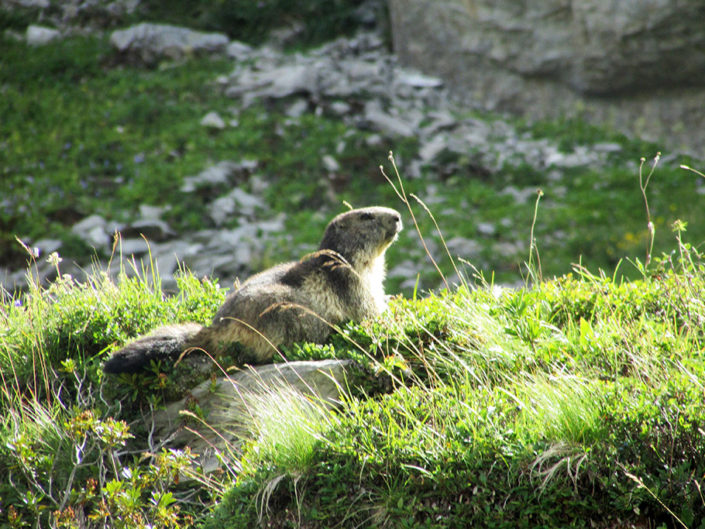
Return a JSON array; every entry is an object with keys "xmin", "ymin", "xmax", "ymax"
[{"xmin": 384, "ymin": 210, "xmax": 402, "ymax": 241}]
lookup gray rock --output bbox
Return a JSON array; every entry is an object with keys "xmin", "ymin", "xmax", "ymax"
[
  {"xmin": 181, "ymin": 160, "xmax": 253, "ymax": 192},
  {"xmin": 149, "ymin": 240, "xmax": 203, "ymax": 290},
  {"xmin": 226, "ymin": 40, "xmax": 253, "ymax": 61},
  {"xmin": 227, "ymin": 64, "xmax": 310, "ymax": 101},
  {"xmin": 256, "ymin": 215, "xmax": 285, "ymax": 234},
  {"xmin": 26, "ymin": 25, "xmax": 60, "ymax": 46},
  {"xmin": 364, "ymin": 101, "xmax": 416, "ymax": 138},
  {"xmin": 446, "ymin": 237, "xmax": 480, "ymax": 259},
  {"xmin": 110, "ymin": 23, "xmax": 229, "ymax": 63},
  {"xmin": 209, "ymin": 196, "xmax": 237, "ymax": 227},
  {"xmin": 389, "ymin": 0, "xmax": 705, "ymax": 154},
  {"xmin": 231, "ymin": 188, "xmax": 264, "ymax": 216},
  {"xmin": 593, "ymin": 143, "xmax": 622, "ymax": 154},
  {"xmin": 418, "ymin": 135, "xmax": 448, "ymax": 163},
  {"xmin": 365, "ymin": 134, "xmax": 384, "ymax": 148},
  {"xmin": 200, "ymin": 111, "xmax": 226, "ymax": 130},
  {"xmin": 151, "ymin": 359, "xmax": 353, "ymax": 471},
  {"xmin": 501, "ymin": 186, "xmax": 540, "ymax": 205},
  {"xmin": 322, "ymin": 154, "xmax": 340, "ymax": 172},
  {"xmin": 388, "ymin": 259, "xmax": 424, "ymax": 291},
  {"xmin": 208, "ymin": 188, "xmax": 264, "ymax": 227},
  {"xmin": 422, "ymin": 111, "xmax": 458, "ymax": 135},
  {"xmin": 328, "ymin": 101, "xmax": 351, "ymax": 116},
  {"xmin": 396, "ymin": 70, "xmax": 443, "ymax": 89},
  {"xmin": 117, "ymin": 238, "xmax": 149, "ymax": 257},
  {"xmin": 285, "ymin": 99, "xmax": 309, "ymax": 118},
  {"xmin": 72, "ymin": 215, "xmax": 109, "ymax": 249},
  {"xmin": 476, "ymin": 222, "xmax": 496, "ymax": 238}
]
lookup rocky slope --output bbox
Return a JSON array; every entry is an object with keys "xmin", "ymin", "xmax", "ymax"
[{"xmin": 0, "ymin": 22, "xmax": 633, "ymax": 294}]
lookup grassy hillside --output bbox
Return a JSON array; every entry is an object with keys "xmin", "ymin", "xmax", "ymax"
[
  {"xmin": 2, "ymin": 10, "xmax": 705, "ymax": 528},
  {"xmin": 204, "ymin": 229, "xmax": 705, "ymax": 528},
  {"xmin": 1, "ymin": 222, "xmax": 704, "ymax": 527}
]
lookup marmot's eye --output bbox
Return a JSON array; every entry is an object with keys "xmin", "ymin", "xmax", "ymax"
[{"xmin": 360, "ymin": 212, "xmax": 375, "ymax": 221}]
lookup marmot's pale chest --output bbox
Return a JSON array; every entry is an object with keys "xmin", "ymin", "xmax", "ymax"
[{"xmin": 103, "ymin": 206, "xmax": 402, "ymax": 374}]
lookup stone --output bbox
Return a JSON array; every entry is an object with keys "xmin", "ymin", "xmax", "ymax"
[
  {"xmin": 117, "ymin": 238, "xmax": 149, "ymax": 257},
  {"xmin": 285, "ymin": 99, "xmax": 309, "ymax": 118},
  {"xmin": 328, "ymin": 101, "xmax": 351, "ymax": 116},
  {"xmin": 322, "ymin": 154, "xmax": 340, "ymax": 172},
  {"xmin": 364, "ymin": 101, "xmax": 416, "ymax": 138},
  {"xmin": 226, "ymin": 40, "xmax": 253, "ymax": 61},
  {"xmin": 207, "ymin": 188, "xmax": 264, "ymax": 227},
  {"xmin": 151, "ymin": 359, "xmax": 353, "ymax": 471},
  {"xmin": 209, "ymin": 196, "xmax": 237, "ymax": 227},
  {"xmin": 389, "ymin": 0, "xmax": 705, "ymax": 154},
  {"xmin": 72, "ymin": 215, "xmax": 109, "ymax": 249},
  {"xmin": 200, "ymin": 111, "xmax": 226, "ymax": 130},
  {"xmin": 396, "ymin": 70, "xmax": 443, "ymax": 89},
  {"xmin": 501, "ymin": 186, "xmax": 540, "ymax": 205},
  {"xmin": 476, "ymin": 222, "xmax": 496, "ymax": 238},
  {"xmin": 110, "ymin": 23, "xmax": 229, "ymax": 63},
  {"xmin": 149, "ymin": 240, "xmax": 203, "ymax": 289},
  {"xmin": 26, "ymin": 25, "xmax": 60, "ymax": 46},
  {"xmin": 446, "ymin": 237, "xmax": 480, "ymax": 259},
  {"xmin": 181, "ymin": 161, "xmax": 249, "ymax": 192},
  {"xmin": 418, "ymin": 135, "xmax": 448, "ymax": 163},
  {"xmin": 231, "ymin": 188, "xmax": 264, "ymax": 216}
]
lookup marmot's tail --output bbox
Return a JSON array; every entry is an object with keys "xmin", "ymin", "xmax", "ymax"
[{"xmin": 103, "ymin": 323, "xmax": 203, "ymax": 374}]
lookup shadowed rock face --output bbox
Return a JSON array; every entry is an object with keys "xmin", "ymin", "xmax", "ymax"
[{"xmin": 388, "ymin": 0, "xmax": 705, "ymax": 153}]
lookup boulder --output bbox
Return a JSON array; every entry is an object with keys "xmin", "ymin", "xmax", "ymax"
[
  {"xmin": 26, "ymin": 25, "xmax": 60, "ymax": 45},
  {"xmin": 389, "ymin": 0, "xmax": 705, "ymax": 153},
  {"xmin": 151, "ymin": 359, "xmax": 354, "ymax": 472},
  {"xmin": 71, "ymin": 214, "xmax": 110, "ymax": 250},
  {"xmin": 200, "ymin": 111, "xmax": 226, "ymax": 130},
  {"xmin": 110, "ymin": 23, "xmax": 229, "ymax": 63},
  {"xmin": 181, "ymin": 160, "xmax": 255, "ymax": 193}
]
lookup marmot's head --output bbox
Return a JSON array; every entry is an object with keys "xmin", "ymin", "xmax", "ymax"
[{"xmin": 318, "ymin": 206, "xmax": 402, "ymax": 270}]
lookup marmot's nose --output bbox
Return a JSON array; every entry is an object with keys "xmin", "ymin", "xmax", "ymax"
[
  {"xmin": 387, "ymin": 212, "xmax": 402, "ymax": 233},
  {"xmin": 393, "ymin": 213, "xmax": 402, "ymax": 231}
]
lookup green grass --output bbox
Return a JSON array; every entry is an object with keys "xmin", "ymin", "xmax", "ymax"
[
  {"xmin": 3, "ymin": 23, "xmax": 705, "ymax": 529},
  {"xmin": 2, "ymin": 215, "xmax": 705, "ymax": 527},
  {"xmin": 207, "ymin": 242, "xmax": 705, "ymax": 528}
]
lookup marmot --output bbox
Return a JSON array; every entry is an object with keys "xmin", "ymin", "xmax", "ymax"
[{"xmin": 103, "ymin": 206, "xmax": 402, "ymax": 374}]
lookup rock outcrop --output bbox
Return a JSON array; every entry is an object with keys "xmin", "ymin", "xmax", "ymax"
[
  {"xmin": 389, "ymin": 0, "xmax": 705, "ymax": 153},
  {"xmin": 151, "ymin": 359, "xmax": 353, "ymax": 472}
]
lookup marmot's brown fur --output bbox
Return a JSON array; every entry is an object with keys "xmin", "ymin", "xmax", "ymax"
[{"xmin": 103, "ymin": 206, "xmax": 402, "ymax": 374}]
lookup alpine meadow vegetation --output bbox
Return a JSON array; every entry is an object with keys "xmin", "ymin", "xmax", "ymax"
[
  {"xmin": 2, "ymin": 5, "xmax": 705, "ymax": 527},
  {"xmin": 3, "ymin": 158, "xmax": 705, "ymax": 527}
]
